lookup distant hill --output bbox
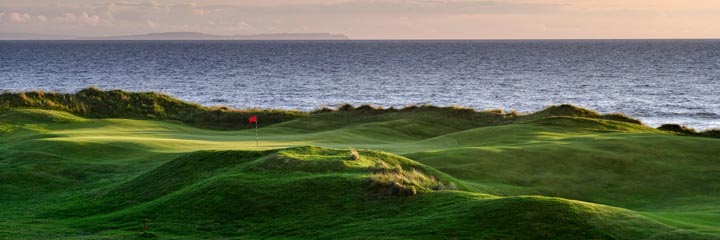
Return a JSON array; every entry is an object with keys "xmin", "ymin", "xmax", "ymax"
[
  {"xmin": 85, "ymin": 32, "xmax": 350, "ymax": 40},
  {"xmin": 0, "ymin": 31, "xmax": 349, "ymax": 40}
]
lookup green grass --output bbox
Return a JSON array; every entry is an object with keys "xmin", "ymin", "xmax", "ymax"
[
  {"xmin": 0, "ymin": 88, "xmax": 307, "ymax": 130},
  {"xmin": 2, "ymin": 99, "xmax": 720, "ymax": 239}
]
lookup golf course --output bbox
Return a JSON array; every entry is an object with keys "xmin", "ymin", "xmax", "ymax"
[{"xmin": 1, "ymin": 89, "xmax": 719, "ymax": 239}]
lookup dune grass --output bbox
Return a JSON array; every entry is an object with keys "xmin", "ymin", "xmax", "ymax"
[
  {"xmin": 0, "ymin": 88, "xmax": 307, "ymax": 130},
  {"xmin": 1, "ymin": 96, "xmax": 720, "ymax": 238}
]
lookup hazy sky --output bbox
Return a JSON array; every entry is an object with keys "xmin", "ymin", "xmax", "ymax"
[{"xmin": 1, "ymin": 0, "xmax": 719, "ymax": 39}]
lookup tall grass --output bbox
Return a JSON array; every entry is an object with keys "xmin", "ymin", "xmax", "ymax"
[
  {"xmin": 658, "ymin": 124, "xmax": 720, "ymax": 139},
  {"xmin": 6, "ymin": 89, "xmax": 717, "ymax": 139},
  {"xmin": 0, "ymin": 87, "xmax": 306, "ymax": 130},
  {"xmin": 369, "ymin": 160, "xmax": 456, "ymax": 197}
]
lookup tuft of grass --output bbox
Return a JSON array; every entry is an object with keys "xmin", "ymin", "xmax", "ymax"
[
  {"xmin": 350, "ymin": 148, "xmax": 360, "ymax": 160},
  {"xmin": 369, "ymin": 160, "xmax": 455, "ymax": 197}
]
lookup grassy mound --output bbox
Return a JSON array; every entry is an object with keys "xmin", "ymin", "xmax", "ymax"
[
  {"xmin": 701, "ymin": 129, "xmax": 720, "ymax": 138},
  {"xmin": 520, "ymin": 104, "xmax": 643, "ymax": 124},
  {"xmin": 31, "ymin": 147, "xmax": 707, "ymax": 239},
  {"xmin": 0, "ymin": 89, "xmax": 644, "ymax": 129},
  {"xmin": 2, "ymin": 96, "xmax": 720, "ymax": 238},
  {"xmin": 0, "ymin": 151, "xmax": 102, "ymax": 200},
  {"xmin": 1, "ymin": 88, "xmax": 306, "ymax": 129},
  {"xmin": 658, "ymin": 124, "xmax": 720, "ymax": 139}
]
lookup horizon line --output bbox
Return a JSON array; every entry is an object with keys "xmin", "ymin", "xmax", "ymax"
[
  {"xmin": 2, "ymin": 38, "xmax": 720, "ymax": 41},
  {"xmin": 3, "ymin": 31, "xmax": 720, "ymax": 41}
]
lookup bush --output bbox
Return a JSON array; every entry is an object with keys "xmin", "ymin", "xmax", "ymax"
[
  {"xmin": 311, "ymin": 107, "xmax": 335, "ymax": 114},
  {"xmin": 658, "ymin": 124, "xmax": 698, "ymax": 135},
  {"xmin": 356, "ymin": 104, "xmax": 378, "ymax": 111},
  {"xmin": 337, "ymin": 104, "xmax": 355, "ymax": 111},
  {"xmin": 700, "ymin": 129, "xmax": 720, "ymax": 138}
]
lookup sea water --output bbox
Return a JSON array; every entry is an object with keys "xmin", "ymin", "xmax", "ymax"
[{"xmin": 1, "ymin": 40, "xmax": 719, "ymax": 129}]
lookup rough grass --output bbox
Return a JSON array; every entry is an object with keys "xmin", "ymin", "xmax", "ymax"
[
  {"xmin": 518, "ymin": 104, "xmax": 643, "ymax": 125},
  {"xmin": 1, "ymin": 101, "xmax": 720, "ymax": 239},
  {"xmin": 369, "ymin": 160, "xmax": 456, "ymax": 196},
  {"xmin": 0, "ymin": 88, "xmax": 306, "ymax": 130},
  {"xmin": 0, "ymin": 89, "xmax": 645, "ymax": 130},
  {"xmin": 659, "ymin": 123, "xmax": 699, "ymax": 135},
  {"xmin": 701, "ymin": 129, "xmax": 720, "ymax": 138},
  {"xmin": 658, "ymin": 124, "xmax": 720, "ymax": 139}
]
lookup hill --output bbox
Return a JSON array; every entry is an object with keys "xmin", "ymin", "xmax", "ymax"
[
  {"xmin": 84, "ymin": 32, "xmax": 350, "ymax": 40},
  {"xmin": 3, "ymin": 146, "xmax": 714, "ymax": 239},
  {"xmin": 1, "ymin": 92, "xmax": 720, "ymax": 238},
  {"xmin": 0, "ymin": 88, "xmax": 305, "ymax": 129}
]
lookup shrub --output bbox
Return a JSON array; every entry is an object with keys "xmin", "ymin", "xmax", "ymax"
[
  {"xmin": 658, "ymin": 124, "xmax": 698, "ymax": 135},
  {"xmin": 338, "ymin": 104, "xmax": 355, "ymax": 111},
  {"xmin": 311, "ymin": 107, "xmax": 335, "ymax": 114},
  {"xmin": 400, "ymin": 105, "xmax": 418, "ymax": 111},
  {"xmin": 356, "ymin": 104, "xmax": 378, "ymax": 111},
  {"xmin": 700, "ymin": 129, "xmax": 720, "ymax": 138},
  {"xmin": 505, "ymin": 110, "xmax": 520, "ymax": 118}
]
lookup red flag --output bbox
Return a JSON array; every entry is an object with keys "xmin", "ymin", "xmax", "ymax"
[{"xmin": 248, "ymin": 115, "xmax": 257, "ymax": 123}]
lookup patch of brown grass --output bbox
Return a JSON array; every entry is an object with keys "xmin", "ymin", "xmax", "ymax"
[
  {"xmin": 350, "ymin": 149, "xmax": 360, "ymax": 161},
  {"xmin": 368, "ymin": 161, "xmax": 455, "ymax": 197}
]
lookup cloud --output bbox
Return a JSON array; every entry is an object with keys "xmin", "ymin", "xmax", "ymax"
[
  {"xmin": 0, "ymin": 12, "xmax": 49, "ymax": 23},
  {"xmin": 3, "ymin": 0, "xmax": 720, "ymax": 39},
  {"xmin": 110, "ymin": 1, "xmax": 203, "ymax": 11},
  {"xmin": 113, "ymin": 1, "xmax": 163, "ymax": 9},
  {"xmin": 237, "ymin": 21, "xmax": 253, "ymax": 30},
  {"xmin": 8, "ymin": 12, "xmax": 32, "ymax": 23},
  {"xmin": 191, "ymin": 8, "xmax": 206, "ymax": 16},
  {"xmin": 55, "ymin": 12, "xmax": 101, "ymax": 26},
  {"xmin": 146, "ymin": 20, "xmax": 160, "ymax": 30}
]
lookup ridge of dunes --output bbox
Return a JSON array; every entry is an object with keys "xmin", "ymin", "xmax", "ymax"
[
  {"xmin": 7, "ymin": 147, "xmax": 710, "ymax": 239},
  {"xmin": 2, "ymin": 98, "xmax": 720, "ymax": 238}
]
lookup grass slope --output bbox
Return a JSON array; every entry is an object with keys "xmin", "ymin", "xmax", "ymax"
[
  {"xmin": 0, "ymin": 88, "xmax": 306, "ymax": 130},
  {"xmin": 1, "ymin": 104, "xmax": 720, "ymax": 239},
  {"xmin": 3, "ymin": 147, "xmax": 709, "ymax": 239}
]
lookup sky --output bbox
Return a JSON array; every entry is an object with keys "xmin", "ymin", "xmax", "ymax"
[{"xmin": 1, "ymin": 0, "xmax": 719, "ymax": 39}]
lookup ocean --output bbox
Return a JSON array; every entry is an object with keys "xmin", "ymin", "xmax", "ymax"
[{"xmin": 1, "ymin": 40, "xmax": 718, "ymax": 129}]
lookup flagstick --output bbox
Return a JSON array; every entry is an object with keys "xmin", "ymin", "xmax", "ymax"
[{"xmin": 255, "ymin": 120, "xmax": 258, "ymax": 148}]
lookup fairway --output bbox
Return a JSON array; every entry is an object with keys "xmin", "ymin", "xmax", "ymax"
[{"xmin": 2, "ymin": 101, "xmax": 720, "ymax": 239}]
